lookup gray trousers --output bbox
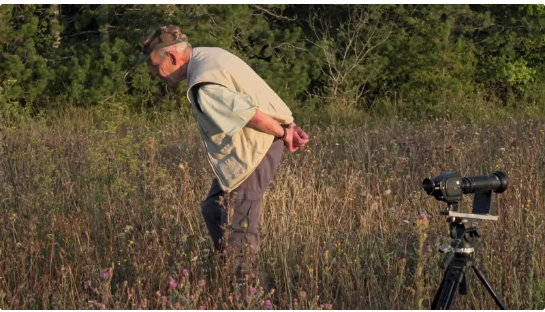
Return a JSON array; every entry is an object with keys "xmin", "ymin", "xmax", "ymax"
[{"xmin": 201, "ymin": 138, "xmax": 284, "ymax": 273}]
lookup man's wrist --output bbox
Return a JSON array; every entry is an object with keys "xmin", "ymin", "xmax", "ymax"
[{"xmin": 276, "ymin": 124, "xmax": 289, "ymax": 140}]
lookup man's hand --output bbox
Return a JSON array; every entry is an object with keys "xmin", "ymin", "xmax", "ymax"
[
  {"xmin": 284, "ymin": 123, "xmax": 309, "ymax": 152},
  {"xmin": 292, "ymin": 123, "xmax": 309, "ymax": 149}
]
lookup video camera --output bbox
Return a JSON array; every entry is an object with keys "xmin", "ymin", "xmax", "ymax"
[{"xmin": 422, "ymin": 171, "xmax": 508, "ymax": 221}]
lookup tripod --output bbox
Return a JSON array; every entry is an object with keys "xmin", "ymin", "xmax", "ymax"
[{"xmin": 431, "ymin": 215, "xmax": 507, "ymax": 310}]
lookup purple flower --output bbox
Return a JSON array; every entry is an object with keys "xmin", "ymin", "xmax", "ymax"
[
  {"xmin": 84, "ymin": 280, "xmax": 92, "ymax": 287},
  {"xmin": 198, "ymin": 305, "xmax": 206, "ymax": 310},
  {"xmin": 102, "ymin": 271, "xmax": 110, "ymax": 279},
  {"xmin": 138, "ymin": 299, "xmax": 150, "ymax": 309},
  {"xmin": 168, "ymin": 276, "xmax": 178, "ymax": 289},
  {"xmin": 320, "ymin": 303, "xmax": 333, "ymax": 310},
  {"xmin": 181, "ymin": 268, "xmax": 189, "ymax": 276},
  {"xmin": 416, "ymin": 213, "xmax": 429, "ymax": 228},
  {"xmin": 245, "ymin": 295, "xmax": 252, "ymax": 303},
  {"xmin": 250, "ymin": 287, "xmax": 257, "ymax": 294},
  {"xmin": 197, "ymin": 279, "xmax": 205, "ymax": 287},
  {"xmin": 265, "ymin": 300, "xmax": 273, "ymax": 310}
]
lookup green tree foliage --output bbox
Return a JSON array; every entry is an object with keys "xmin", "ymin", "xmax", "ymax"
[{"xmin": 0, "ymin": 4, "xmax": 544, "ymax": 117}]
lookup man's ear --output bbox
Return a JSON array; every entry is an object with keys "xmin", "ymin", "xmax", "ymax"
[{"xmin": 167, "ymin": 51, "xmax": 177, "ymax": 65}]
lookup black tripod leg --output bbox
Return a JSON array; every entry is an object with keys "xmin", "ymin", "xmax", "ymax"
[
  {"xmin": 432, "ymin": 273, "xmax": 459, "ymax": 310},
  {"xmin": 472, "ymin": 264, "xmax": 507, "ymax": 310}
]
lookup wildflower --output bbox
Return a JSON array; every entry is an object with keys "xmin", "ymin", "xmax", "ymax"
[
  {"xmin": 198, "ymin": 305, "xmax": 206, "ymax": 310},
  {"xmin": 181, "ymin": 268, "xmax": 189, "ymax": 276},
  {"xmin": 265, "ymin": 300, "xmax": 273, "ymax": 310},
  {"xmin": 168, "ymin": 276, "xmax": 178, "ymax": 289},
  {"xmin": 138, "ymin": 300, "xmax": 146, "ymax": 309},
  {"xmin": 383, "ymin": 189, "xmax": 392, "ymax": 196},
  {"xmin": 250, "ymin": 287, "xmax": 257, "ymax": 294},
  {"xmin": 197, "ymin": 279, "xmax": 205, "ymax": 287},
  {"xmin": 299, "ymin": 291, "xmax": 307, "ymax": 299},
  {"xmin": 320, "ymin": 303, "xmax": 333, "ymax": 309},
  {"xmin": 416, "ymin": 214, "xmax": 429, "ymax": 229},
  {"xmin": 246, "ymin": 295, "xmax": 252, "ymax": 303},
  {"xmin": 102, "ymin": 271, "xmax": 110, "ymax": 279},
  {"xmin": 84, "ymin": 280, "xmax": 92, "ymax": 287},
  {"xmin": 240, "ymin": 220, "xmax": 248, "ymax": 229}
]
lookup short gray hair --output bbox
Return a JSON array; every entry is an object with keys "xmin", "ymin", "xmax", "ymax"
[{"xmin": 158, "ymin": 41, "xmax": 192, "ymax": 57}]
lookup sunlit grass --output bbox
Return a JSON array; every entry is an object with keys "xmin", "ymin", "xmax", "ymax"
[{"xmin": 1, "ymin": 108, "xmax": 544, "ymax": 309}]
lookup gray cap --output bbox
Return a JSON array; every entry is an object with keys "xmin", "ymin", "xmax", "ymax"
[{"xmin": 136, "ymin": 25, "xmax": 188, "ymax": 66}]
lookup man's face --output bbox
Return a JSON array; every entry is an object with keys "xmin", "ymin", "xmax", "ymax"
[{"xmin": 147, "ymin": 49, "xmax": 186, "ymax": 87}]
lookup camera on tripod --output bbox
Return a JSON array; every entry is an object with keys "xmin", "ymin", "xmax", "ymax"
[
  {"xmin": 421, "ymin": 171, "xmax": 509, "ymax": 310},
  {"xmin": 422, "ymin": 171, "xmax": 508, "ymax": 223}
]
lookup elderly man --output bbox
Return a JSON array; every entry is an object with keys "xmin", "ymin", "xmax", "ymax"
[{"xmin": 137, "ymin": 26, "xmax": 309, "ymax": 282}]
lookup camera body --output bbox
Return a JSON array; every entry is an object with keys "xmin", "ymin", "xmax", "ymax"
[{"xmin": 422, "ymin": 171, "xmax": 464, "ymax": 204}]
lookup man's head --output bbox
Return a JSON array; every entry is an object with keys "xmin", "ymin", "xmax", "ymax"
[{"xmin": 137, "ymin": 25, "xmax": 192, "ymax": 87}]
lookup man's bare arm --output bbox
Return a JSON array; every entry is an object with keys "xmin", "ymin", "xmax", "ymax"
[
  {"xmin": 246, "ymin": 109, "xmax": 285, "ymax": 137},
  {"xmin": 246, "ymin": 109, "xmax": 297, "ymax": 151}
]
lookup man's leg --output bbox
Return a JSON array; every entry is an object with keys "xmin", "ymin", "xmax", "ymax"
[
  {"xmin": 200, "ymin": 139, "xmax": 284, "ymax": 277},
  {"xmin": 227, "ymin": 138, "xmax": 284, "ymax": 280},
  {"xmin": 201, "ymin": 179, "xmax": 226, "ymax": 252}
]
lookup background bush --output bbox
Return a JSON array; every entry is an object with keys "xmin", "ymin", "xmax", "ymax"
[{"xmin": 1, "ymin": 4, "xmax": 545, "ymax": 121}]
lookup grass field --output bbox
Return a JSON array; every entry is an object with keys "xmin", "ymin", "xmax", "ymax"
[{"xmin": 1, "ymin": 108, "xmax": 544, "ymax": 309}]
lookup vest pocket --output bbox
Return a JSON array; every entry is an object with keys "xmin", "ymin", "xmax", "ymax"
[{"xmin": 218, "ymin": 155, "xmax": 244, "ymax": 180}]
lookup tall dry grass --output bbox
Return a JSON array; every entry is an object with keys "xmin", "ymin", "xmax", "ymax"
[{"xmin": 0, "ymin": 108, "xmax": 544, "ymax": 309}]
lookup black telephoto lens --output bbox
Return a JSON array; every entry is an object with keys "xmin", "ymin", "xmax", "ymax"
[{"xmin": 461, "ymin": 171, "xmax": 508, "ymax": 194}]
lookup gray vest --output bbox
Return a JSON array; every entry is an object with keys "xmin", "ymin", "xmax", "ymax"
[{"xmin": 186, "ymin": 47, "xmax": 294, "ymax": 191}]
